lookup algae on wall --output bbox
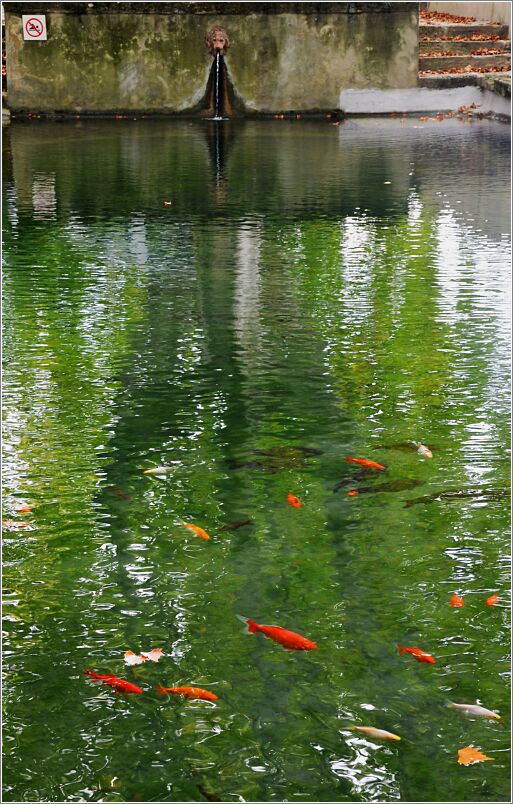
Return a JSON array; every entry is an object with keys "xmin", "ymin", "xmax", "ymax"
[{"xmin": 5, "ymin": 6, "xmax": 418, "ymax": 113}]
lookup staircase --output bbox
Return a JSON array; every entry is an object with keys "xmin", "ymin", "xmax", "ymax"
[{"xmin": 418, "ymin": 9, "xmax": 511, "ymax": 91}]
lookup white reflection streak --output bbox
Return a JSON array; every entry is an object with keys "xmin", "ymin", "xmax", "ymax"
[
  {"xmin": 233, "ymin": 224, "xmax": 262, "ymax": 370},
  {"xmin": 32, "ymin": 173, "xmax": 57, "ymax": 220},
  {"xmin": 339, "ymin": 217, "xmax": 376, "ymax": 325}
]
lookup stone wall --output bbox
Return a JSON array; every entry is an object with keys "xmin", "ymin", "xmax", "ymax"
[{"xmin": 4, "ymin": 2, "xmax": 419, "ymax": 115}]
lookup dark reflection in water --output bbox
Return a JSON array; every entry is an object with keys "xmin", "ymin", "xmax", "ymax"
[{"xmin": 2, "ymin": 118, "xmax": 510, "ymax": 803}]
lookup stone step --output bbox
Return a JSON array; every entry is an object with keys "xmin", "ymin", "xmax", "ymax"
[
  {"xmin": 418, "ymin": 71, "xmax": 511, "ymax": 89},
  {"xmin": 419, "ymin": 39, "xmax": 510, "ymax": 55},
  {"xmin": 419, "ymin": 54, "xmax": 511, "ymax": 71},
  {"xmin": 420, "ymin": 23, "xmax": 509, "ymax": 38}
]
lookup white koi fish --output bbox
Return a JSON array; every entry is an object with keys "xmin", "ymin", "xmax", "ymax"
[
  {"xmin": 415, "ymin": 442, "xmax": 433, "ymax": 458},
  {"xmin": 143, "ymin": 466, "xmax": 173, "ymax": 475},
  {"xmin": 448, "ymin": 703, "xmax": 500, "ymax": 720}
]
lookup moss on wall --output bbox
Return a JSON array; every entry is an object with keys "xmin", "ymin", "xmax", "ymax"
[{"xmin": 5, "ymin": 8, "xmax": 418, "ymax": 114}]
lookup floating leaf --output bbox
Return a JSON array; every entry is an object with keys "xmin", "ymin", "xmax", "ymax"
[
  {"xmin": 124, "ymin": 650, "xmax": 147, "ymax": 666},
  {"xmin": 457, "ymin": 745, "xmax": 494, "ymax": 765},
  {"xmin": 141, "ymin": 648, "xmax": 163, "ymax": 663}
]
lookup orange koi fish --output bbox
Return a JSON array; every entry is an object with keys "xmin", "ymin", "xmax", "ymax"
[
  {"xmin": 486, "ymin": 594, "xmax": 499, "ymax": 606},
  {"xmin": 450, "ymin": 593, "xmax": 464, "ymax": 608},
  {"xmin": 397, "ymin": 645, "xmax": 436, "ymax": 664},
  {"xmin": 237, "ymin": 615, "xmax": 317, "ymax": 650},
  {"xmin": 84, "ymin": 669, "xmax": 143, "ymax": 694},
  {"xmin": 156, "ymin": 685, "xmax": 218, "ymax": 701},
  {"xmin": 180, "ymin": 523, "xmax": 210, "ymax": 540},
  {"xmin": 346, "ymin": 457, "xmax": 386, "ymax": 471},
  {"xmin": 287, "ymin": 493, "xmax": 301, "ymax": 508},
  {"xmin": 351, "ymin": 726, "xmax": 401, "ymax": 741},
  {"xmin": 347, "ymin": 489, "xmax": 359, "ymax": 497}
]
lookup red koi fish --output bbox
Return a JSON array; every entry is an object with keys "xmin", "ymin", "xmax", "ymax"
[
  {"xmin": 397, "ymin": 645, "xmax": 436, "ymax": 664},
  {"xmin": 237, "ymin": 615, "xmax": 317, "ymax": 650},
  {"xmin": 346, "ymin": 457, "xmax": 385, "ymax": 471},
  {"xmin": 486, "ymin": 594, "xmax": 499, "ymax": 606},
  {"xmin": 287, "ymin": 493, "xmax": 301, "ymax": 508},
  {"xmin": 156, "ymin": 685, "xmax": 218, "ymax": 701},
  {"xmin": 450, "ymin": 593, "xmax": 464, "ymax": 608},
  {"xmin": 84, "ymin": 669, "xmax": 143, "ymax": 694}
]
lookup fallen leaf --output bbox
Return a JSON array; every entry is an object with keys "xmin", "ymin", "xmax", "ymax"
[
  {"xmin": 124, "ymin": 650, "xmax": 147, "ymax": 666},
  {"xmin": 141, "ymin": 648, "xmax": 163, "ymax": 663},
  {"xmin": 457, "ymin": 745, "xmax": 494, "ymax": 765}
]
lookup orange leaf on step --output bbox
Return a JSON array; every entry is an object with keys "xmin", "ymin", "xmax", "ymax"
[{"xmin": 457, "ymin": 745, "xmax": 494, "ymax": 765}]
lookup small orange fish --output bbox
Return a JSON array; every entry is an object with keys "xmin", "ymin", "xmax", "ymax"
[
  {"xmin": 180, "ymin": 523, "xmax": 210, "ymax": 540},
  {"xmin": 397, "ymin": 644, "xmax": 436, "ymax": 664},
  {"xmin": 156, "ymin": 685, "xmax": 218, "ymax": 701},
  {"xmin": 347, "ymin": 489, "xmax": 359, "ymax": 497},
  {"xmin": 84, "ymin": 669, "xmax": 142, "ymax": 694},
  {"xmin": 14, "ymin": 503, "xmax": 32, "ymax": 513},
  {"xmin": 486, "ymin": 594, "xmax": 499, "ymax": 606},
  {"xmin": 237, "ymin": 615, "xmax": 317, "ymax": 651},
  {"xmin": 346, "ymin": 457, "xmax": 385, "ymax": 471},
  {"xmin": 287, "ymin": 493, "xmax": 301, "ymax": 508},
  {"xmin": 450, "ymin": 593, "xmax": 464, "ymax": 608}
]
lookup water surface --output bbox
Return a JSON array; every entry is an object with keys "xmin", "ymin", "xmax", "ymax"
[{"xmin": 2, "ymin": 118, "xmax": 511, "ymax": 803}]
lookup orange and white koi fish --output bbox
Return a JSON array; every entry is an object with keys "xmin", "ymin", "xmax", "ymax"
[
  {"xmin": 448, "ymin": 702, "xmax": 501, "ymax": 721},
  {"xmin": 144, "ymin": 466, "xmax": 173, "ymax": 475},
  {"xmin": 450, "ymin": 593, "xmax": 464, "ymax": 607},
  {"xmin": 346, "ymin": 457, "xmax": 385, "ymax": 471},
  {"xmin": 237, "ymin": 615, "xmax": 317, "ymax": 650},
  {"xmin": 156, "ymin": 685, "xmax": 218, "ymax": 701},
  {"xmin": 124, "ymin": 648, "xmax": 163, "ymax": 665},
  {"xmin": 163, "ymin": 201, "xmax": 173, "ymax": 206},
  {"xmin": 397, "ymin": 644, "xmax": 436, "ymax": 664},
  {"xmin": 2, "ymin": 520, "xmax": 31, "ymax": 529},
  {"xmin": 351, "ymin": 726, "xmax": 401, "ymax": 741},
  {"xmin": 180, "ymin": 523, "xmax": 210, "ymax": 540},
  {"xmin": 415, "ymin": 443, "xmax": 433, "ymax": 458},
  {"xmin": 486, "ymin": 594, "xmax": 499, "ymax": 606},
  {"xmin": 14, "ymin": 503, "xmax": 32, "ymax": 513},
  {"xmin": 287, "ymin": 493, "xmax": 301, "ymax": 508},
  {"xmin": 84, "ymin": 669, "xmax": 143, "ymax": 694}
]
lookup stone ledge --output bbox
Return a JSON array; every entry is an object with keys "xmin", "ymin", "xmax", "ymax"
[{"xmin": 3, "ymin": 1, "xmax": 418, "ymax": 14}]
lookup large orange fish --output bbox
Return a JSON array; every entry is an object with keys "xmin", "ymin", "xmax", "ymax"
[
  {"xmin": 84, "ymin": 669, "xmax": 143, "ymax": 694},
  {"xmin": 156, "ymin": 685, "xmax": 218, "ymax": 701},
  {"xmin": 397, "ymin": 645, "xmax": 436, "ymax": 664},
  {"xmin": 180, "ymin": 522, "xmax": 210, "ymax": 540},
  {"xmin": 450, "ymin": 593, "xmax": 464, "ymax": 608},
  {"xmin": 237, "ymin": 615, "xmax": 317, "ymax": 650},
  {"xmin": 346, "ymin": 457, "xmax": 385, "ymax": 471}
]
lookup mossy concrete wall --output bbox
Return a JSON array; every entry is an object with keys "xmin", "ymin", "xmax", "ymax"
[{"xmin": 4, "ymin": 3, "xmax": 419, "ymax": 114}]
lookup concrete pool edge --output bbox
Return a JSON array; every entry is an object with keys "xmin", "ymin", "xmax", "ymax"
[{"xmin": 339, "ymin": 84, "xmax": 511, "ymax": 121}]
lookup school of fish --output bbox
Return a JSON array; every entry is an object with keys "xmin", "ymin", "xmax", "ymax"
[{"xmin": 77, "ymin": 439, "xmax": 505, "ymax": 772}]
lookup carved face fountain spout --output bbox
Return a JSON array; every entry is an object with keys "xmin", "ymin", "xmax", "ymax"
[
  {"xmin": 202, "ymin": 27, "xmax": 235, "ymax": 119},
  {"xmin": 205, "ymin": 27, "xmax": 230, "ymax": 56}
]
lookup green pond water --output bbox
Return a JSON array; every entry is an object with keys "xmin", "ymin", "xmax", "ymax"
[{"xmin": 2, "ymin": 118, "xmax": 511, "ymax": 803}]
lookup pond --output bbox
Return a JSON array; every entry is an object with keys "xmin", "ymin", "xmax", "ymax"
[{"xmin": 2, "ymin": 117, "xmax": 510, "ymax": 803}]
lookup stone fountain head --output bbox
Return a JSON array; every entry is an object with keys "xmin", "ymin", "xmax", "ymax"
[{"xmin": 205, "ymin": 27, "xmax": 230, "ymax": 56}]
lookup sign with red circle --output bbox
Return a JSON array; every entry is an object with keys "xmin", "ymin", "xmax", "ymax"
[{"xmin": 22, "ymin": 15, "xmax": 47, "ymax": 41}]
